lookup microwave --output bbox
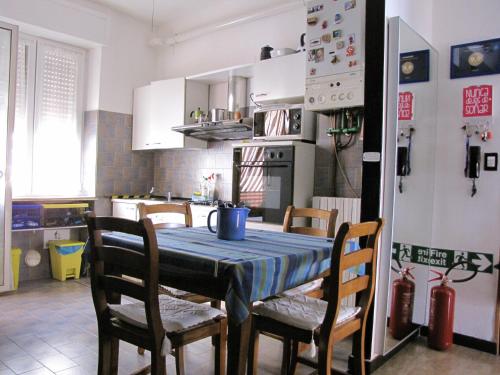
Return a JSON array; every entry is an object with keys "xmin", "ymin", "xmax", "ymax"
[{"xmin": 253, "ymin": 104, "xmax": 316, "ymax": 141}]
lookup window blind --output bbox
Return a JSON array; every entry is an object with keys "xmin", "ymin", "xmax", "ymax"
[{"xmin": 31, "ymin": 41, "xmax": 85, "ymax": 195}]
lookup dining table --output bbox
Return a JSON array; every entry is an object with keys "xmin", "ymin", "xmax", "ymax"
[{"xmin": 103, "ymin": 226, "xmax": 334, "ymax": 375}]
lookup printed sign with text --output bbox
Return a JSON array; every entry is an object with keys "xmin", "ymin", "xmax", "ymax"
[
  {"xmin": 398, "ymin": 91, "xmax": 414, "ymax": 121},
  {"xmin": 463, "ymin": 85, "xmax": 493, "ymax": 117}
]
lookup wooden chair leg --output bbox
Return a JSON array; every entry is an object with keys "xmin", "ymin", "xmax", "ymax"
[
  {"xmin": 150, "ymin": 347, "xmax": 166, "ymax": 375},
  {"xmin": 317, "ymin": 341, "xmax": 333, "ymax": 375},
  {"xmin": 138, "ymin": 347, "xmax": 146, "ymax": 355},
  {"xmin": 98, "ymin": 334, "xmax": 119, "ymax": 375},
  {"xmin": 280, "ymin": 337, "xmax": 292, "ymax": 375},
  {"xmin": 215, "ymin": 318, "xmax": 227, "ymax": 375},
  {"xmin": 289, "ymin": 340, "xmax": 299, "ymax": 375},
  {"xmin": 352, "ymin": 329, "xmax": 365, "ymax": 375},
  {"xmin": 211, "ymin": 300, "xmax": 222, "ymax": 346},
  {"xmin": 174, "ymin": 346, "xmax": 185, "ymax": 375},
  {"xmin": 247, "ymin": 326, "xmax": 260, "ymax": 375}
]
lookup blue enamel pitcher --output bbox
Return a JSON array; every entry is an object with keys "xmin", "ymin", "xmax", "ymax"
[{"xmin": 207, "ymin": 205, "xmax": 250, "ymax": 240}]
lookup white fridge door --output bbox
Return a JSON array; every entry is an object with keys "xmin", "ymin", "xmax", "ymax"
[{"xmin": 0, "ymin": 21, "xmax": 16, "ymax": 292}]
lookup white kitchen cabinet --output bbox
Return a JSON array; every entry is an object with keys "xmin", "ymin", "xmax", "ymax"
[
  {"xmin": 191, "ymin": 205, "xmax": 217, "ymax": 228},
  {"xmin": 252, "ymin": 52, "xmax": 306, "ymax": 103},
  {"xmin": 112, "ymin": 202, "xmax": 139, "ymax": 221},
  {"xmin": 132, "ymin": 85, "xmax": 154, "ymax": 150},
  {"xmin": 132, "ymin": 78, "xmax": 208, "ymax": 150}
]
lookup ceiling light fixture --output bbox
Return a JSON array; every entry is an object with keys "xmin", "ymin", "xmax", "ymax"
[{"xmin": 148, "ymin": 0, "xmax": 164, "ymax": 47}]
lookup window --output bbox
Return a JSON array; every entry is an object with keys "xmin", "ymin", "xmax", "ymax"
[{"xmin": 13, "ymin": 35, "xmax": 86, "ymax": 197}]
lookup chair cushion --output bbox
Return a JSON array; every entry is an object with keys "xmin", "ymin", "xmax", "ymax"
[
  {"xmin": 253, "ymin": 294, "xmax": 360, "ymax": 331},
  {"xmin": 159, "ymin": 286, "xmax": 195, "ymax": 298},
  {"xmin": 279, "ymin": 279, "xmax": 323, "ymax": 298},
  {"xmin": 109, "ymin": 294, "xmax": 225, "ymax": 333}
]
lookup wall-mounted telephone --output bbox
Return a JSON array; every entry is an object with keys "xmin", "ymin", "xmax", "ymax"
[
  {"xmin": 397, "ymin": 127, "xmax": 414, "ymax": 193},
  {"xmin": 465, "ymin": 144, "xmax": 481, "ymax": 197},
  {"xmin": 397, "ymin": 146, "xmax": 410, "ymax": 176}
]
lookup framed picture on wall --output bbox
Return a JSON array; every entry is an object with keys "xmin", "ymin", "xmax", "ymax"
[
  {"xmin": 450, "ymin": 38, "xmax": 500, "ymax": 79},
  {"xmin": 400, "ymin": 49, "xmax": 430, "ymax": 84}
]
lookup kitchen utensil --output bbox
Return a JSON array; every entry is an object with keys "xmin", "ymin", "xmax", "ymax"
[
  {"xmin": 207, "ymin": 206, "xmax": 250, "ymax": 240},
  {"xmin": 210, "ymin": 108, "xmax": 226, "ymax": 122},
  {"xmin": 198, "ymin": 113, "xmax": 208, "ymax": 123},
  {"xmin": 297, "ymin": 33, "xmax": 306, "ymax": 52},
  {"xmin": 270, "ymin": 48, "xmax": 296, "ymax": 58},
  {"xmin": 190, "ymin": 107, "xmax": 204, "ymax": 121},
  {"xmin": 260, "ymin": 45, "xmax": 273, "ymax": 60}
]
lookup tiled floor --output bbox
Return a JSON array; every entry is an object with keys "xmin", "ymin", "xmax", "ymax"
[{"xmin": 0, "ymin": 279, "xmax": 498, "ymax": 375}]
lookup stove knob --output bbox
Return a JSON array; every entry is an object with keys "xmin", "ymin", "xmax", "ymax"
[
  {"xmin": 309, "ymin": 96, "xmax": 315, "ymax": 103},
  {"xmin": 293, "ymin": 112, "xmax": 301, "ymax": 120},
  {"xmin": 277, "ymin": 151, "xmax": 284, "ymax": 159},
  {"xmin": 347, "ymin": 91, "xmax": 354, "ymax": 100},
  {"xmin": 269, "ymin": 151, "xmax": 275, "ymax": 159},
  {"xmin": 293, "ymin": 122, "xmax": 301, "ymax": 130}
]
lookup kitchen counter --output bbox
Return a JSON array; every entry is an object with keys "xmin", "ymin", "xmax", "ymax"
[{"xmin": 111, "ymin": 198, "xmax": 189, "ymax": 204}]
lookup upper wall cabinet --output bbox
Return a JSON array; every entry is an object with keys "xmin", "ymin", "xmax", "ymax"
[
  {"xmin": 252, "ymin": 52, "xmax": 306, "ymax": 103},
  {"xmin": 132, "ymin": 78, "xmax": 208, "ymax": 150}
]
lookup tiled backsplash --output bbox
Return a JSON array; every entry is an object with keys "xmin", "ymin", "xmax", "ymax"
[
  {"xmin": 83, "ymin": 110, "xmax": 155, "ymax": 215},
  {"xmin": 95, "ymin": 111, "xmax": 154, "ymax": 196},
  {"xmin": 154, "ymin": 141, "xmax": 233, "ymax": 201}
]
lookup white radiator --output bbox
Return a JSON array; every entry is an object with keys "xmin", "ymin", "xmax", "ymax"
[
  {"xmin": 311, "ymin": 196, "xmax": 361, "ymax": 233},
  {"xmin": 312, "ymin": 196, "xmax": 362, "ymax": 308}
]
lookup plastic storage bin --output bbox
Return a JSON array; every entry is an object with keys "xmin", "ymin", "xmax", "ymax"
[
  {"xmin": 48, "ymin": 240, "xmax": 84, "ymax": 281},
  {"xmin": 11, "ymin": 248, "xmax": 21, "ymax": 289},
  {"xmin": 42, "ymin": 203, "xmax": 89, "ymax": 227},
  {"xmin": 12, "ymin": 204, "xmax": 42, "ymax": 229}
]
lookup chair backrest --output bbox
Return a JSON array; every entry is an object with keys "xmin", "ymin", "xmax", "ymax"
[
  {"xmin": 283, "ymin": 205, "xmax": 338, "ymax": 238},
  {"xmin": 85, "ymin": 212, "xmax": 165, "ymax": 342},
  {"xmin": 138, "ymin": 202, "xmax": 193, "ymax": 228},
  {"xmin": 321, "ymin": 219, "xmax": 384, "ymax": 334}
]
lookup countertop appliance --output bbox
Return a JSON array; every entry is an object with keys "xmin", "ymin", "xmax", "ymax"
[
  {"xmin": 172, "ymin": 75, "xmax": 253, "ymax": 141},
  {"xmin": 232, "ymin": 141, "xmax": 315, "ymax": 223},
  {"xmin": 253, "ymin": 104, "xmax": 316, "ymax": 141}
]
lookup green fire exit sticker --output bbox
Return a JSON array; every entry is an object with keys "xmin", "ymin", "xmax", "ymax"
[{"xmin": 393, "ymin": 242, "xmax": 494, "ymax": 274}]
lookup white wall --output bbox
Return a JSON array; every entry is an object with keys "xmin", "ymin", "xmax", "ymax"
[
  {"xmin": 430, "ymin": 0, "xmax": 500, "ymax": 342},
  {"xmin": 156, "ymin": 6, "xmax": 305, "ymax": 78},
  {"xmin": 385, "ymin": 0, "xmax": 433, "ymax": 42},
  {"xmin": 0, "ymin": 0, "xmax": 156, "ymax": 114}
]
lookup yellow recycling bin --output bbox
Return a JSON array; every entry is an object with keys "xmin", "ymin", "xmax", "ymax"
[
  {"xmin": 11, "ymin": 248, "xmax": 22, "ymax": 289},
  {"xmin": 48, "ymin": 240, "xmax": 84, "ymax": 281}
]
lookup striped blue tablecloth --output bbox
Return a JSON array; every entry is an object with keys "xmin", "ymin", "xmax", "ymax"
[{"xmin": 103, "ymin": 227, "xmax": 333, "ymax": 324}]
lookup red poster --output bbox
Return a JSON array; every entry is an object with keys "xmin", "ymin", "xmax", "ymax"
[
  {"xmin": 463, "ymin": 85, "xmax": 493, "ymax": 117},
  {"xmin": 398, "ymin": 92, "xmax": 414, "ymax": 121}
]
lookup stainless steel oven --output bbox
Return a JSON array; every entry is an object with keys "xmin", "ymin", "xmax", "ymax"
[
  {"xmin": 232, "ymin": 145, "xmax": 294, "ymax": 223},
  {"xmin": 253, "ymin": 104, "xmax": 316, "ymax": 141}
]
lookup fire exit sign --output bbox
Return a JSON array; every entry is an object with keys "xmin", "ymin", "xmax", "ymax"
[{"xmin": 392, "ymin": 242, "xmax": 493, "ymax": 274}]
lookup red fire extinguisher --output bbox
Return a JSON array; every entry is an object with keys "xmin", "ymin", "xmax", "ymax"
[
  {"xmin": 389, "ymin": 264, "xmax": 416, "ymax": 340},
  {"xmin": 427, "ymin": 261, "xmax": 478, "ymax": 350}
]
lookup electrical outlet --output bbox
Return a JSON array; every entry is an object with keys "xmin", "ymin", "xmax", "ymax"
[{"xmin": 43, "ymin": 229, "xmax": 70, "ymax": 248}]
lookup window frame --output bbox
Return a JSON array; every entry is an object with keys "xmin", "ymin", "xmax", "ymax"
[{"xmin": 13, "ymin": 33, "xmax": 87, "ymax": 198}]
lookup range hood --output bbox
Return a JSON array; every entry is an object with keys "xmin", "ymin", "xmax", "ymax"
[
  {"xmin": 172, "ymin": 76, "xmax": 253, "ymax": 141},
  {"xmin": 172, "ymin": 118, "xmax": 253, "ymax": 141}
]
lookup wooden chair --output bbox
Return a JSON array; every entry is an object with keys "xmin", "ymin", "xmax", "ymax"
[
  {"xmin": 137, "ymin": 202, "xmax": 216, "ymax": 303},
  {"xmin": 85, "ymin": 213, "xmax": 227, "ymax": 375},
  {"xmin": 283, "ymin": 205, "xmax": 338, "ymax": 239},
  {"xmin": 138, "ymin": 202, "xmax": 193, "ymax": 229},
  {"xmin": 281, "ymin": 205, "xmax": 338, "ymax": 299},
  {"xmin": 248, "ymin": 219, "xmax": 384, "ymax": 375}
]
